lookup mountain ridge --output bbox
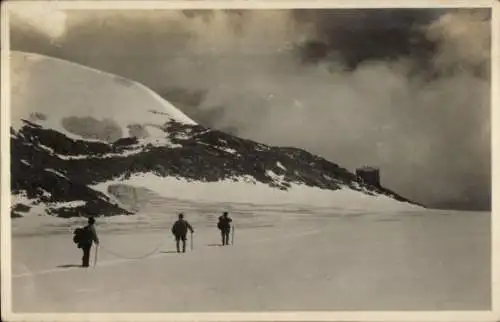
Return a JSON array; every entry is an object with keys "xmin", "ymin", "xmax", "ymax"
[{"xmin": 9, "ymin": 51, "xmax": 423, "ymax": 218}]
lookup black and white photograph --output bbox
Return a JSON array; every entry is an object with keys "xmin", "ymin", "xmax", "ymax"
[{"xmin": 1, "ymin": 0, "xmax": 498, "ymax": 320}]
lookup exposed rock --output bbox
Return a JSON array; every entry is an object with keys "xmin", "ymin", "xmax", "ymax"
[{"xmin": 11, "ymin": 119, "xmax": 421, "ymax": 218}]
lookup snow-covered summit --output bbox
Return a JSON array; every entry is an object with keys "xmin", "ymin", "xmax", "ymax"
[{"xmin": 10, "ymin": 51, "xmax": 195, "ymax": 142}]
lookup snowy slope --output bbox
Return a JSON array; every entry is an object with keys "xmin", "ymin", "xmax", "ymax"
[
  {"xmin": 11, "ymin": 51, "xmax": 195, "ymax": 140},
  {"xmin": 91, "ymin": 174, "xmax": 421, "ymax": 211},
  {"xmin": 9, "ymin": 51, "xmax": 422, "ymax": 218}
]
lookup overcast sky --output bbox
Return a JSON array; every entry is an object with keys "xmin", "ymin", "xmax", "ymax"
[{"xmin": 9, "ymin": 6, "xmax": 492, "ymax": 210}]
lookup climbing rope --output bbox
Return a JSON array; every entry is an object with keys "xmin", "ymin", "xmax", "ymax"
[{"xmin": 98, "ymin": 240, "xmax": 167, "ymax": 260}]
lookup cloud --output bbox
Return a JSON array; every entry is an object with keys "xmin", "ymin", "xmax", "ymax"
[
  {"xmin": 425, "ymin": 10, "xmax": 490, "ymax": 74},
  {"xmin": 9, "ymin": 2, "xmax": 68, "ymax": 40}
]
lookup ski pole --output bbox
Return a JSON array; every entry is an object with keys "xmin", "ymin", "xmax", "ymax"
[
  {"xmin": 190, "ymin": 232, "xmax": 194, "ymax": 251},
  {"xmin": 93, "ymin": 245, "xmax": 99, "ymax": 268}
]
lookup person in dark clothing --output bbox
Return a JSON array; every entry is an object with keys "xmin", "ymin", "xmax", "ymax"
[
  {"xmin": 217, "ymin": 212, "xmax": 233, "ymax": 246},
  {"xmin": 79, "ymin": 217, "xmax": 99, "ymax": 267},
  {"xmin": 171, "ymin": 213, "xmax": 194, "ymax": 253}
]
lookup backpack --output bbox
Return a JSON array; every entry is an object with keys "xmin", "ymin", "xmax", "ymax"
[
  {"xmin": 218, "ymin": 217, "xmax": 231, "ymax": 230},
  {"xmin": 73, "ymin": 226, "xmax": 90, "ymax": 247},
  {"xmin": 172, "ymin": 220, "xmax": 188, "ymax": 236}
]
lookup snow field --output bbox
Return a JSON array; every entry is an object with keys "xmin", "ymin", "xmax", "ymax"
[{"xmin": 11, "ymin": 207, "xmax": 490, "ymax": 312}]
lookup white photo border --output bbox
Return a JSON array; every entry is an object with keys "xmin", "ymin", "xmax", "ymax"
[{"xmin": 1, "ymin": 1, "xmax": 498, "ymax": 321}]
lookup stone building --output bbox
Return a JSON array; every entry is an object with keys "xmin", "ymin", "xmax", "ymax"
[{"xmin": 355, "ymin": 166, "xmax": 381, "ymax": 188}]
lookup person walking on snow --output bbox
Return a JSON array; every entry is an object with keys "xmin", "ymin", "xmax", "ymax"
[
  {"xmin": 217, "ymin": 212, "xmax": 233, "ymax": 246},
  {"xmin": 171, "ymin": 213, "xmax": 194, "ymax": 253},
  {"xmin": 79, "ymin": 217, "xmax": 99, "ymax": 267}
]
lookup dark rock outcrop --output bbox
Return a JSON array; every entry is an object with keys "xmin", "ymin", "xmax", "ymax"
[{"xmin": 11, "ymin": 119, "xmax": 421, "ymax": 218}]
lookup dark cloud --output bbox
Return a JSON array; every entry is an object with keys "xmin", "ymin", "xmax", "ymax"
[
  {"xmin": 294, "ymin": 9, "xmax": 441, "ymax": 67},
  {"xmin": 10, "ymin": 8, "xmax": 492, "ymax": 210}
]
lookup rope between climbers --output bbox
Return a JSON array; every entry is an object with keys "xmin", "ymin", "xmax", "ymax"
[
  {"xmin": 98, "ymin": 241, "xmax": 166, "ymax": 260},
  {"xmin": 72, "ymin": 213, "xmax": 167, "ymax": 260}
]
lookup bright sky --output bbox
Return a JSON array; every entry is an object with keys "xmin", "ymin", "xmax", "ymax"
[{"xmin": 9, "ymin": 2, "xmax": 68, "ymax": 39}]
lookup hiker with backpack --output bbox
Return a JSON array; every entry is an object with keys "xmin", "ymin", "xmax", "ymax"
[
  {"xmin": 73, "ymin": 216, "xmax": 100, "ymax": 267},
  {"xmin": 171, "ymin": 213, "xmax": 194, "ymax": 253},
  {"xmin": 217, "ymin": 212, "xmax": 233, "ymax": 246}
]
